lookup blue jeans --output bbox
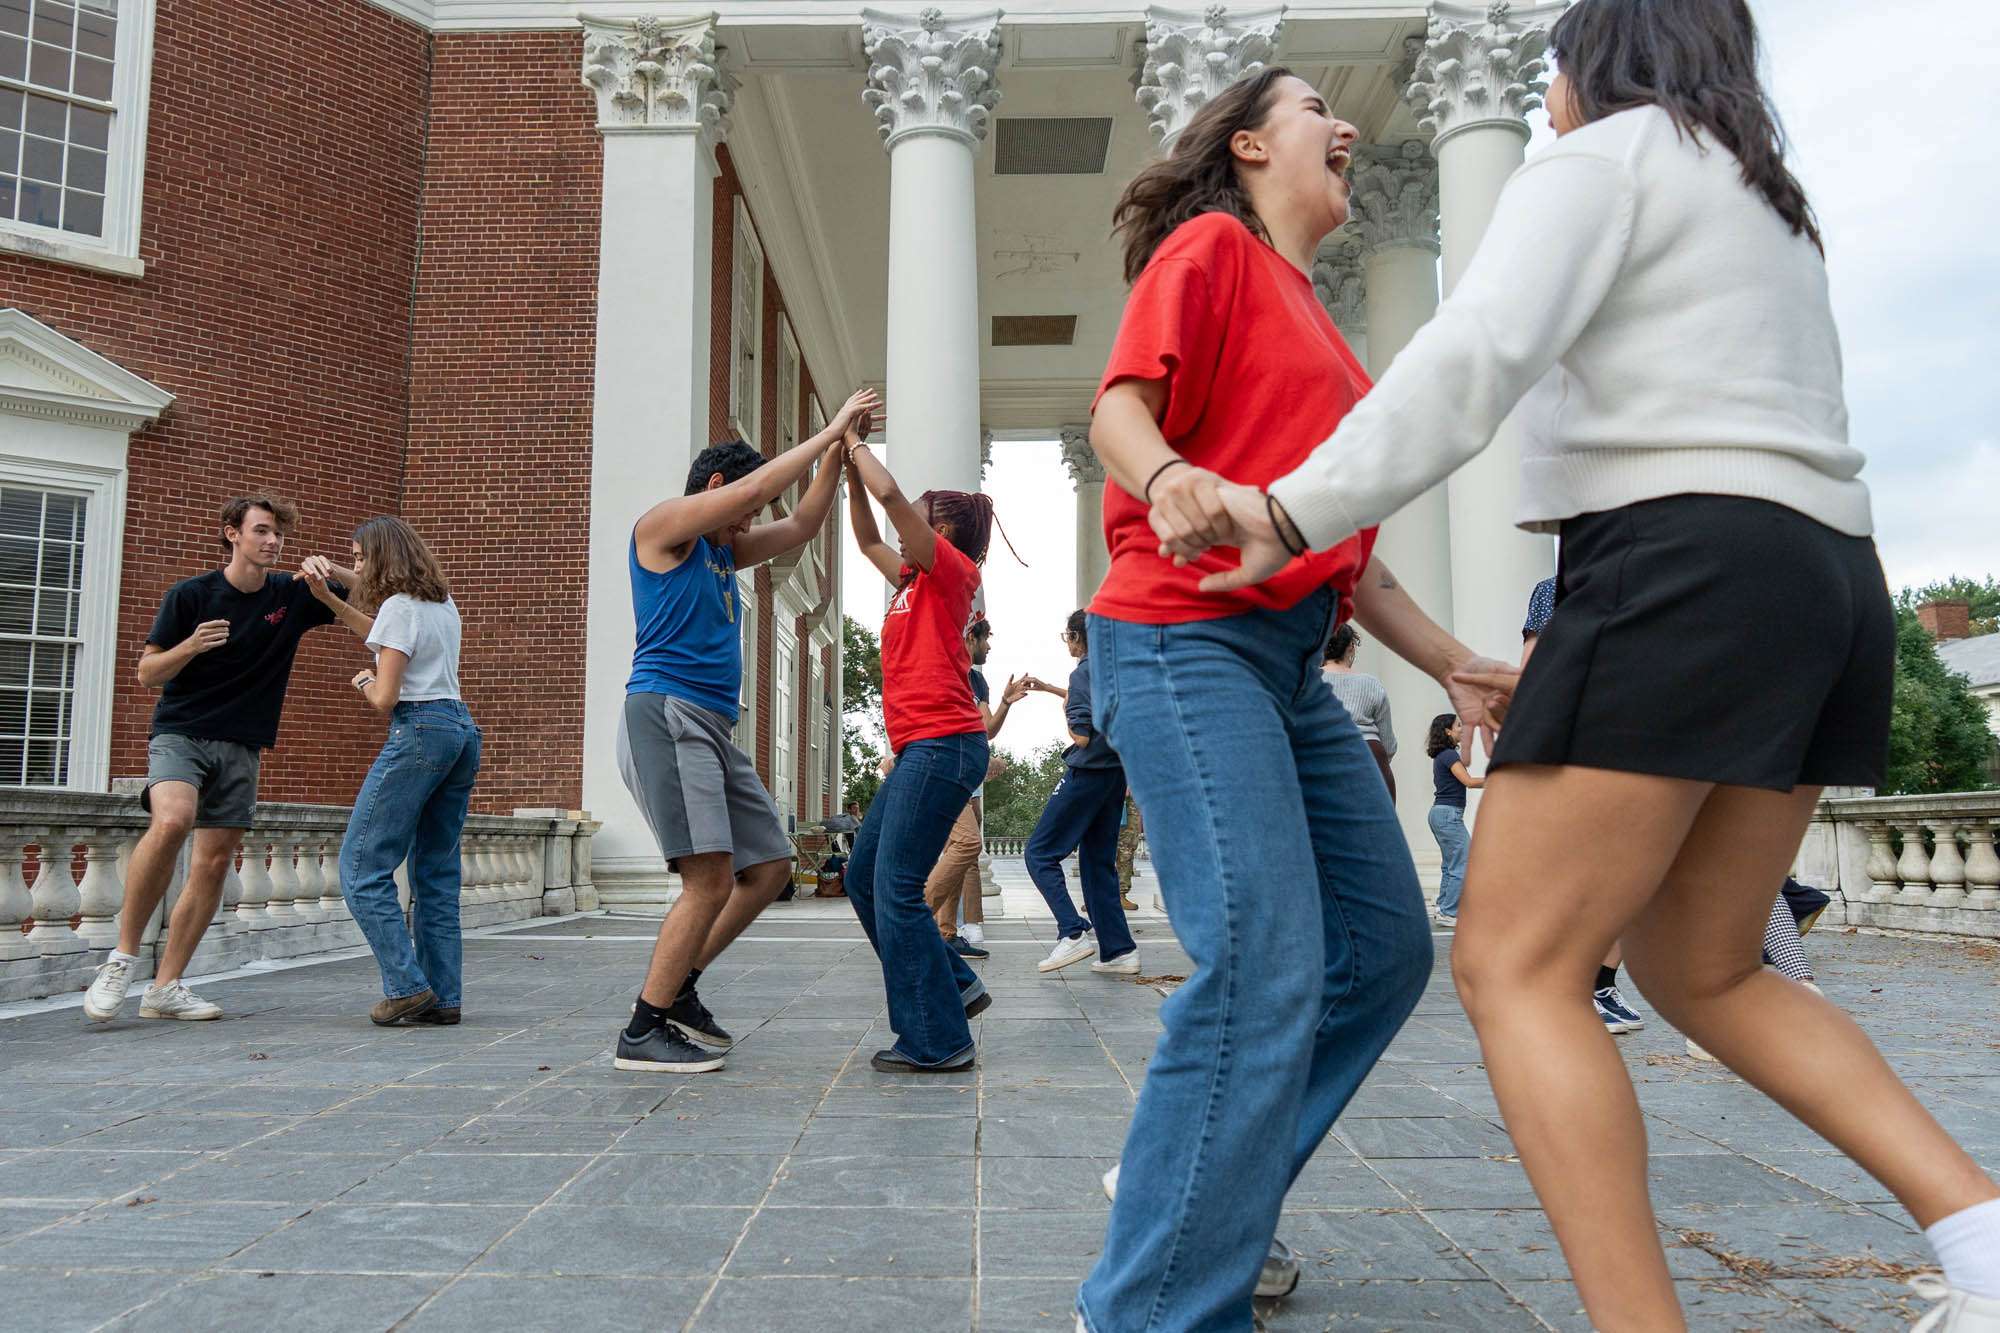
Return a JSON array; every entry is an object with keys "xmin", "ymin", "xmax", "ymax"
[
  {"xmin": 845, "ymin": 730, "xmax": 988, "ymax": 1066},
  {"xmin": 1025, "ymin": 764, "xmax": 1134, "ymax": 957},
  {"xmin": 1078, "ymin": 591, "xmax": 1433, "ymax": 1333},
  {"xmin": 340, "ymin": 700, "xmax": 482, "ymax": 1008},
  {"xmin": 1429, "ymin": 803, "xmax": 1470, "ymax": 917}
]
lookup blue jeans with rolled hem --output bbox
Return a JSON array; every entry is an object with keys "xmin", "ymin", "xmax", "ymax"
[
  {"xmin": 340, "ymin": 700, "xmax": 482, "ymax": 1008},
  {"xmin": 1025, "ymin": 764, "xmax": 1133, "ymax": 956},
  {"xmin": 845, "ymin": 730, "xmax": 988, "ymax": 1066},
  {"xmin": 1076, "ymin": 590, "xmax": 1433, "ymax": 1333},
  {"xmin": 1428, "ymin": 803, "xmax": 1470, "ymax": 917}
]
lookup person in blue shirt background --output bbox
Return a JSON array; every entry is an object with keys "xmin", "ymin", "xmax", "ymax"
[{"xmin": 1022, "ymin": 609, "xmax": 1138, "ymax": 975}]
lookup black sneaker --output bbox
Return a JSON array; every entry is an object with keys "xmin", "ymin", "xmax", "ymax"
[
  {"xmin": 947, "ymin": 935, "xmax": 990, "ymax": 959},
  {"xmin": 665, "ymin": 986, "xmax": 732, "ymax": 1050},
  {"xmin": 614, "ymin": 1022, "xmax": 725, "ymax": 1073}
]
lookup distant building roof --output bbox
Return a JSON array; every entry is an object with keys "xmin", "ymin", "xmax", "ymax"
[{"xmin": 1938, "ymin": 632, "xmax": 2000, "ymax": 689}]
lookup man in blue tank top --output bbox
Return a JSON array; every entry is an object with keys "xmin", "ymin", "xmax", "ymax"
[{"xmin": 614, "ymin": 388, "xmax": 880, "ymax": 1074}]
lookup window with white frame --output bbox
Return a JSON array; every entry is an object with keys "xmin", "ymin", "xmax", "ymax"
[
  {"xmin": 0, "ymin": 484, "xmax": 84, "ymax": 784},
  {"xmin": 728, "ymin": 196, "xmax": 762, "ymax": 446},
  {"xmin": 0, "ymin": 0, "xmax": 156, "ymax": 272}
]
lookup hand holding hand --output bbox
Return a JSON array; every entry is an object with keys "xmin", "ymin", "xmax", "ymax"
[
  {"xmin": 1192, "ymin": 483, "xmax": 1296, "ymax": 593},
  {"xmin": 1444, "ymin": 658, "xmax": 1519, "ymax": 758},
  {"xmin": 187, "ymin": 619, "xmax": 229, "ymax": 654},
  {"xmin": 1146, "ymin": 464, "xmax": 1236, "ymax": 565}
]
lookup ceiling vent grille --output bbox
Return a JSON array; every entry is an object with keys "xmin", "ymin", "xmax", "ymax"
[
  {"xmin": 993, "ymin": 118, "xmax": 1114, "ymax": 175},
  {"xmin": 991, "ymin": 315, "xmax": 1077, "ymax": 347}
]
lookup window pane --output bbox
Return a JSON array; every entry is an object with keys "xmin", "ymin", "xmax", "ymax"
[
  {"xmin": 19, "ymin": 131, "xmax": 58, "ymax": 182},
  {"xmin": 68, "ymin": 102, "xmax": 104, "ymax": 150},
  {"xmin": 71, "ymin": 50, "xmax": 107, "ymax": 100},
  {"xmin": 73, "ymin": 2, "xmax": 109, "ymax": 59},
  {"xmin": 31, "ymin": 1, "xmax": 72, "ymax": 45},
  {"xmin": 26, "ymin": 38, "xmax": 67, "ymax": 92},
  {"xmin": 0, "ymin": 0, "xmax": 27, "ymax": 37},
  {"xmin": 60, "ymin": 186, "xmax": 99, "ymax": 234},
  {"xmin": 0, "ymin": 32, "xmax": 25, "ymax": 79},
  {"xmin": 23, "ymin": 90, "xmax": 62, "ymax": 137}
]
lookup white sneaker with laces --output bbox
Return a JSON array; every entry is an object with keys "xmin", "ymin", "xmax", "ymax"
[
  {"xmin": 1037, "ymin": 931, "xmax": 1096, "ymax": 973},
  {"xmin": 1091, "ymin": 951, "xmax": 1140, "ymax": 975},
  {"xmin": 83, "ymin": 955, "xmax": 136, "ymax": 1021},
  {"xmin": 1911, "ymin": 1274, "xmax": 2000, "ymax": 1331},
  {"xmin": 139, "ymin": 980, "xmax": 221, "ymax": 1021},
  {"xmin": 1100, "ymin": 1160, "xmax": 1297, "ymax": 1298}
]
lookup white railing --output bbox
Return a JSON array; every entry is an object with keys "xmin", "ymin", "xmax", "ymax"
[
  {"xmin": 0, "ymin": 790, "xmax": 599, "ymax": 1002},
  {"xmin": 1795, "ymin": 790, "xmax": 1999, "ymax": 939}
]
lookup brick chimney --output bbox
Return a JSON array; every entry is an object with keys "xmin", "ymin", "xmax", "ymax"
[{"xmin": 1916, "ymin": 599, "xmax": 1973, "ymax": 641}]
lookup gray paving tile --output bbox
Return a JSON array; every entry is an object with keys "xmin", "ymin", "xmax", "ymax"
[
  {"xmin": 100, "ymin": 1272, "xmax": 440, "ymax": 1332},
  {"xmin": 404, "ymin": 1276, "xmax": 710, "ymax": 1330},
  {"xmin": 219, "ymin": 1203, "xmax": 527, "ymax": 1275},
  {"xmin": 472, "ymin": 1203, "xmax": 748, "ymax": 1276},
  {"xmin": 728, "ymin": 1205, "xmax": 972, "ymax": 1277},
  {"xmin": 695, "ymin": 1277, "xmax": 972, "ymax": 1331}
]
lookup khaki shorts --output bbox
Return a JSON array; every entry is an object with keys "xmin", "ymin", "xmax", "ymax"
[{"xmin": 143, "ymin": 734, "xmax": 261, "ymax": 829}]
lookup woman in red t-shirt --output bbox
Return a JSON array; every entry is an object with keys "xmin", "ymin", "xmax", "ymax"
[
  {"xmin": 840, "ymin": 419, "xmax": 996, "ymax": 1074},
  {"xmin": 1073, "ymin": 69, "xmax": 1510, "ymax": 1331}
]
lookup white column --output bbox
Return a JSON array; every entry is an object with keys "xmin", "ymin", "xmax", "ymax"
[
  {"xmin": 863, "ymin": 9, "xmax": 1002, "ymax": 500},
  {"xmin": 1341, "ymin": 138, "xmax": 1454, "ymax": 850},
  {"xmin": 579, "ymin": 16, "xmax": 733, "ymax": 884},
  {"xmin": 1136, "ymin": 5, "xmax": 1284, "ymax": 152},
  {"xmin": 1060, "ymin": 426, "xmax": 1110, "ymax": 606},
  {"xmin": 1409, "ymin": 1, "xmax": 1560, "ymax": 662}
]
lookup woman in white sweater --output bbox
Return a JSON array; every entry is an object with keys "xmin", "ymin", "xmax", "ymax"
[{"xmin": 1168, "ymin": 0, "xmax": 2000, "ymax": 1327}]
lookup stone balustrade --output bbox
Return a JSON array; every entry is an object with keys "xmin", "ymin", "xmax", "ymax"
[
  {"xmin": 0, "ymin": 790, "xmax": 599, "ymax": 1003},
  {"xmin": 1794, "ymin": 790, "xmax": 2000, "ymax": 939}
]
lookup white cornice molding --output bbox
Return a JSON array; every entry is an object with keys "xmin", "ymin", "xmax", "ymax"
[
  {"xmin": 1137, "ymin": 4, "xmax": 1284, "ymax": 149},
  {"xmin": 1406, "ymin": 1, "xmax": 1556, "ymax": 148},
  {"xmin": 0, "ymin": 309, "xmax": 174, "ymax": 433},
  {"xmin": 861, "ymin": 7, "xmax": 1005, "ymax": 150}
]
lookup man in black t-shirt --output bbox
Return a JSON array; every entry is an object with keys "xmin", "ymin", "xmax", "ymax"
[{"xmin": 83, "ymin": 496, "xmax": 352, "ymax": 1024}]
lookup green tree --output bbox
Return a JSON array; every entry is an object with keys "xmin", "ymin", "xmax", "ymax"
[
  {"xmin": 1895, "ymin": 575, "xmax": 2000, "ymax": 636},
  {"xmin": 1884, "ymin": 604, "xmax": 1994, "ymax": 794},
  {"xmin": 981, "ymin": 743, "xmax": 1070, "ymax": 838}
]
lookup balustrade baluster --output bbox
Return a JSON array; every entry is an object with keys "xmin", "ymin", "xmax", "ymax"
[
  {"xmin": 0, "ymin": 833, "xmax": 37, "ymax": 962},
  {"xmin": 27, "ymin": 831, "xmax": 83, "ymax": 957},
  {"xmin": 1862, "ymin": 822, "xmax": 1899, "ymax": 903},
  {"xmin": 1928, "ymin": 820, "xmax": 1968, "ymax": 909},
  {"xmin": 74, "ymin": 831, "xmax": 128, "ymax": 952},
  {"xmin": 1894, "ymin": 821, "xmax": 1934, "ymax": 906}
]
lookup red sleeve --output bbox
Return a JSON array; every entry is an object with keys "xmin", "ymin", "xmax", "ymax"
[{"xmin": 1093, "ymin": 255, "xmax": 1224, "ymax": 443}]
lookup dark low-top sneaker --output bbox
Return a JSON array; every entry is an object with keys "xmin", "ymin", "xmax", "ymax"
[
  {"xmin": 615, "ymin": 1023, "xmax": 725, "ymax": 1073},
  {"xmin": 403, "ymin": 1006, "xmax": 461, "ymax": 1026},
  {"xmin": 948, "ymin": 935, "xmax": 990, "ymax": 959},
  {"xmin": 665, "ymin": 987, "xmax": 732, "ymax": 1050},
  {"xmin": 870, "ymin": 1048, "xmax": 975, "ymax": 1074},
  {"xmin": 371, "ymin": 990, "xmax": 437, "ymax": 1026}
]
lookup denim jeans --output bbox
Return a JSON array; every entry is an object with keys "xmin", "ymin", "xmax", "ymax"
[
  {"xmin": 1077, "ymin": 590, "xmax": 1433, "ymax": 1333},
  {"xmin": 1428, "ymin": 803, "xmax": 1470, "ymax": 917},
  {"xmin": 340, "ymin": 700, "xmax": 482, "ymax": 1008},
  {"xmin": 845, "ymin": 730, "xmax": 989, "ymax": 1066},
  {"xmin": 1025, "ymin": 764, "xmax": 1133, "ymax": 957}
]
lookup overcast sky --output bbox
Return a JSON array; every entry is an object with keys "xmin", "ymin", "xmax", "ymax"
[{"xmin": 843, "ymin": 0, "xmax": 2000, "ymax": 756}]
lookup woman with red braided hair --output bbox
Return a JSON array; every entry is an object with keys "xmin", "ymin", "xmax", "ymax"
[{"xmin": 843, "ymin": 418, "xmax": 1005, "ymax": 1073}]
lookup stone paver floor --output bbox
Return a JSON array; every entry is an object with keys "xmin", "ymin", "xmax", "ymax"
[{"xmin": 1, "ymin": 876, "xmax": 1996, "ymax": 1332}]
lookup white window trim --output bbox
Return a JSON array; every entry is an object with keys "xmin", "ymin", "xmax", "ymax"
[
  {"xmin": 0, "ymin": 0, "xmax": 159, "ymax": 277},
  {"xmin": 728, "ymin": 195, "xmax": 762, "ymax": 446},
  {"xmin": 0, "ymin": 309, "xmax": 173, "ymax": 790}
]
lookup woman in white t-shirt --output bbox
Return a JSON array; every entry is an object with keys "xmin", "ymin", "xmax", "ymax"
[{"xmin": 315, "ymin": 517, "xmax": 480, "ymax": 1028}]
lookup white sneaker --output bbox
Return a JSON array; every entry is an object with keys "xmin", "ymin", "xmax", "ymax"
[
  {"xmin": 1038, "ymin": 931, "xmax": 1096, "ymax": 973},
  {"xmin": 1911, "ymin": 1275, "xmax": 2000, "ymax": 1331},
  {"xmin": 83, "ymin": 955, "xmax": 137, "ymax": 1021},
  {"xmin": 1091, "ymin": 950, "xmax": 1140, "ymax": 975},
  {"xmin": 139, "ymin": 980, "xmax": 221, "ymax": 1021},
  {"xmin": 1100, "ymin": 1161, "xmax": 1297, "ymax": 1299}
]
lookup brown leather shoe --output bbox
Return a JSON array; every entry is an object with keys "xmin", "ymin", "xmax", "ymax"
[{"xmin": 370, "ymin": 990, "xmax": 437, "ymax": 1025}]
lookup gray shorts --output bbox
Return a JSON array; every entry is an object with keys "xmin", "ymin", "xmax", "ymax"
[
  {"xmin": 617, "ymin": 693, "xmax": 791, "ymax": 873},
  {"xmin": 143, "ymin": 734, "xmax": 261, "ymax": 829}
]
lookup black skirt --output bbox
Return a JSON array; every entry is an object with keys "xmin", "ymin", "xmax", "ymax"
[{"xmin": 1490, "ymin": 494, "xmax": 1893, "ymax": 791}]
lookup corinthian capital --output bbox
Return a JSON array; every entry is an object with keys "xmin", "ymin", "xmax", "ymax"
[
  {"xmin": 581, "ymin": 13, "xmax": 735, "ymax": 146},
  {"xmin": 1059, "ymin": 426, "xmax": 1104, "ymax": 487},
  {"xmin": 1345, "ymin": 140, "xmax": 1439, "ymax": 256},
  {"xmin": 1311, "ymin": 232, "xmax": 1366, "ymax": 342},
  {"xmin": 862, "ymin": 8, "xmax": 1004, "ymax": 150},
  {"xmin": 1136, "ymin": 5, "xmax": 1284, "ymax": 150},
  {"xmin": 1406, "ymin": 1, "xmax": 1555, "ymax": 147}
]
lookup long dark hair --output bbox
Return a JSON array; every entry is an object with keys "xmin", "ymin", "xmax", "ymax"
[
  {"xmin": 1550, "ymin": 0, "xmax": 1821, "ymax": 254},
  {"xmin": 1425, "ymin": 713, "xmax": 1459, "ymax": 759},
  {"xmin": 1112, "ymin": 65, "xmax": 1293, "ymax": 284}
]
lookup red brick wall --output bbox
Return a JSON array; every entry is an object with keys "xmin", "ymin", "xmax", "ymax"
[
  {"xmin": 399, "ymin": 30, "xmax": 600, "ymax": 814},
  {"xmin": 0, "ymin": 0, "xmax": 428, "ymax": 803}
]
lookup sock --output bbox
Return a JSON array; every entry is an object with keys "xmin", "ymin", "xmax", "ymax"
[
  {"xmin": 676, "ymin": 968, "xmax": 702, "ymax": 1001},
  {"xmin": 1927, "ymin": 1197, "xmax": 2000, "ymax": 1299},
  {"xmin": 1595, "ymin": 965, "xmax": 1618, "ymax": 992},
  {"xmin": 627, "ymin": 997, "xmax": 671, "ymax": 1039}
]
